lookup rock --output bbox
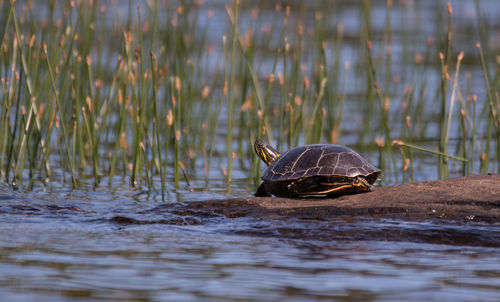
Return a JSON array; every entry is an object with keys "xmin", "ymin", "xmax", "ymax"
[{"xmin": 186, "ymin": 174, "xmax": 500, "ymax": 223}]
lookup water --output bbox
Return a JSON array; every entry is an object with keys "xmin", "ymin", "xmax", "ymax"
[
  {"xmin": 1, "ymin": 187, "xmax": 499, "ymax": 301},
  {"xmin": 1, "ymin": 1, "xmax": 500, "ymax": 300}
]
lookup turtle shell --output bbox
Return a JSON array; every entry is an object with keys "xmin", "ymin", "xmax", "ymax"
[{"xmin": 262, "ymin": 144, "xmax": 380, "ymax": 185}]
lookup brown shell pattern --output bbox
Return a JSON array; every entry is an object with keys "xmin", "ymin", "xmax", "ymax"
[{"xmin": 262, "ymin": 144, "xmax": 379, "ymax": 182}]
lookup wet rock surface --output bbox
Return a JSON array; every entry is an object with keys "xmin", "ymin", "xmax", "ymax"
[{"xmin": 182, "ymin": 174, "xmax": 500, "ymax": 223}]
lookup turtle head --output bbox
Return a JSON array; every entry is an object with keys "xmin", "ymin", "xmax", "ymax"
[
  {"xmin": 254, "ymin": 139, "xmax": 280, "ymax": 166},
  {"xmin": 352, "ymin": 176, "xmax": 374, "ymax": 192}
]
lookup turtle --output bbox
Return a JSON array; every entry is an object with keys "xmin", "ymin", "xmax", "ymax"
[{"xmin": 253, "ymin": 139, "xmax": 381, "ymax": 197}]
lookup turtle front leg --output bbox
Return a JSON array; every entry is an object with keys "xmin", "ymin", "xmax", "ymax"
[{"xmin": 255, "ymin": 182, "xmax": 271, "ymax": 197}]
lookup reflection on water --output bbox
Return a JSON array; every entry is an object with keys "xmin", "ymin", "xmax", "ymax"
[{"xmin": 0, "ymin": 190, "xmax": 499, "ymax": 301}]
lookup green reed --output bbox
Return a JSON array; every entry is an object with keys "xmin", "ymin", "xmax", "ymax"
[
  {"xmin": 44, "ymin": 43, "xmax": 77, "ymax": 187},
  {"xmin": 225, "ymin": 0, "xmax": 240, "ymax": 184},
  {"xmin": 0, "ymin": 0, "xmax": 498, "ymax": 195},
  {"xmin": 476, "ymin": 41, "xmax": 500, "ymax": 173}
]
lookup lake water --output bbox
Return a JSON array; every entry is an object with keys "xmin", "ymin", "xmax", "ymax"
[
  {"xmin": 1, "ymin": 183, "xmax": 499, "ymax": 301},
  {"xmin": 1, "ymin": 1, "xmax": 500, "ymax": 301}
]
